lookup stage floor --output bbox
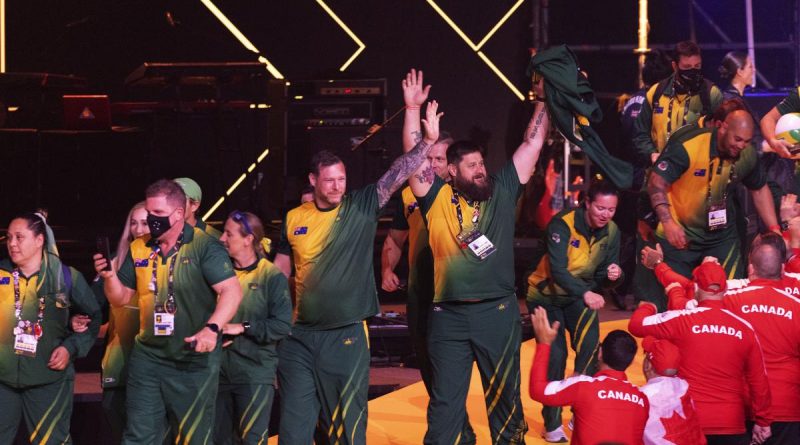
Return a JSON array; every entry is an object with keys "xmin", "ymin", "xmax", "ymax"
[{"xmin": 269, "ymin": 318, "xmax": 645, "ymax": 444}]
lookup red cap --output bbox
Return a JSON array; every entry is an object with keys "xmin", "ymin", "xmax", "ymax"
[
  {"xmin": 642, "ymin": 336, "xmax": 681, "ymax": 376},
  {"xmin": 692, "ymin": 261, "xmax": 727, "ymax": 293}
]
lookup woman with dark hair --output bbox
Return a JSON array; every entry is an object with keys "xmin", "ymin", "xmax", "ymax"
[
  {"xmin": 718, "ymin": 51, "xmax": 762, "ymax": 149},
  {"xmin": 0, "ymin": 213, "xmax": 101, "ymax": 444},
  {"xmin": 214, "ymin": 211, "xmax": 292, "ymax": 444}
]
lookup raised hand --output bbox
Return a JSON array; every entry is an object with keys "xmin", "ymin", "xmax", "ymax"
[
  {"xmin": 402, "ymin": 68, "xmax": 431, "ymax": 108},
  {"xmin": 531, "ymin": 307, "xmax": 560, "ymax": 345},
  {"xmin": 421, "ymin": 100, "xmax": 443, "ymax": 144}
]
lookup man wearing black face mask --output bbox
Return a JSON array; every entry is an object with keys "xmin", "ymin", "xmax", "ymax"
[
  {"xmin": 631, "ymin": 40, "xmax": 723, "ymax": 312},
  {"xmin": 93, "ymin": 179, "xmax": 243, "ymax": 444}
]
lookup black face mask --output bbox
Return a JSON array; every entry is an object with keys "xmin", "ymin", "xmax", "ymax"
[
  {"xmin": 146, "ymin": 213, "xmax": 173, "ymax": 239},
  {"xmin": 676, "ymin": 68, "xmax": 704, "ymax": 94}
]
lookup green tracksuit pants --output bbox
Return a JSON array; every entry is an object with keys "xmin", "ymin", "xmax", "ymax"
[
  {"xmin": 214, "ymin": 383, "xmax": 274, "ymax": 445},
  {"xmin": 424, "ymin": 295, "xmax": 527, "ymax": 445},
  {"xmin": 123, "ymin": 347, "xmax": 221, "ymax": 445},
  {"xmin": 527, "ymin": 298, "xmax": 600, "ymax": 433},
  {"xmin": 0, "ymin": 373, "xmax": 74, "ymax": 445},
  {"xmin": 277, "ymin": 322, "xmax": 369, "ymax": 445}
]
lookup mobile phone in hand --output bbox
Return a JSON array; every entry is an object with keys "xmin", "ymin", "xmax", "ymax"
[{"xmin": 96, "ymin": 236, "xmax": 112, "ymax": 271}]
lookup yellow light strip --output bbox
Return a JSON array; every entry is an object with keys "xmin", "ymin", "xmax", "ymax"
[
  {"xmin": 477, "ymin": 51, "xmax": 525, "ymax": 101},
  {"xmin": 425, "ymin": 0, "xmax": 478, "ymax": 50},
  {"xmin": 202, "ymin": 197, "xmax": 226, "ymax": 221},
  {"xmin": 202, "ymin": 148, "xmax": 270, "ymax": 221},
  {"xmin": 315, "ymin": 0, "xmax": 366, "ymax": 71},
  {"xmin": 426, "ymin": 0, "xmax": 524, "ymax": 101},
  {"xmin": 1, "ymin": 0, "xmax": 5, "ymax": 72},
  {"xmin": 200, "ymin": 0, "xmax": 284, "ymax": 79},
  {"xmin": 475, "ymin": 0, "xmax": 525, "ymax": 50}
]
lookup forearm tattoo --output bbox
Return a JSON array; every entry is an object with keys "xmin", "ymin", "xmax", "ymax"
[
  {"xmin": 647, "ymin": 175, "xmax": 673, "ymax": 223},
  {"xmin": 412, "ymin": 130, "xmax": 423, "ymax": 144},
  {"xmin": 525, "ymin": 108, "xmax": 546, "ymax": 142},
  {"xmin": 413, "ymin": 165, "xmax": 435, "ymax": 185},
  {"xmin": 377, "ymin": 139, "xmax": 433, "ymax": 208}
]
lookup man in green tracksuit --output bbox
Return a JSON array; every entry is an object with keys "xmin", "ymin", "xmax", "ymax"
[
  {"xmin": 647, "ymin": 111, "xmax": 779, "ymax": 294},
  {"xmin": 526, "ymin": 180, "xmax": 623, "ymax": 442},
  {"xmin": 272, "ymin": 95, "xmax": 442, "ymax": 444},
  {"xmin": 96, "ymin": 179, "xmax": 242, "ymax": 445},
  {"xmin": 175, "ymin": 177, "xmax": 223, "ymax": 239},
  {"xmin": 0, "ymin": 214, "xmax": 101, "ymax": 445}
]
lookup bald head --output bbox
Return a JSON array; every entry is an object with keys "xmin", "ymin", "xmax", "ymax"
[
  {"xmin": 718, "ymin": 110, "xmax": 754, "ymax": 159},
  {"xmin": 749, "ymin": 243, "xmax": 784, "ymax": 280}
]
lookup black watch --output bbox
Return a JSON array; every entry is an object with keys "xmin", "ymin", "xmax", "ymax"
[
  {"xmin": 242, "ymin": 321, "xmax": 251, "ymax": 333},
  {"xmin": 205, "ymin": 323, "xmax": 220, "ymax": 334}
]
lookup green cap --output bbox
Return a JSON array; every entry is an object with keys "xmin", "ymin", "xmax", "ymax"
[{"xmin": 174, "ymin": 177, "xmax": 202, "ymax": 202}]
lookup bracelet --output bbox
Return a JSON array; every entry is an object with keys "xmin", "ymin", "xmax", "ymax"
[{"xmin": 406, "ymin": 106, "xmax": 420, "ymax": 110}]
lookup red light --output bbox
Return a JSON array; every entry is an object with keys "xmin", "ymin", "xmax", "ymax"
[{"xmin": 344, "ymin": 88, "xmax": 352, "ymax": 94}]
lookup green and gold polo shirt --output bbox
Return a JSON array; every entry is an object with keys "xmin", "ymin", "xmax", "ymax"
[
  {"xmin": 0, "ymin": 256, "xmax": 100, "ymax": 388},
  {"xmin": 97, "ymin": 277, "xmax": 139, "ymax": 388},
  {"xmin": 220, "ymin": 257, "xmax": 292, "ymax": 385},
  {"xmin": 527, "ymin": 207, "xmax": 621, "ymax": 304},
  {"xmin": 277, "ymin": 184, "xmax": 381, "ymax": 330},
  {"xmin": 196, "ymin": 219, "xmax": 222, "ymax": 240},
  {"xmin": 117, "ymin": 223, "xmax": 235, "ymax": 364},
  {"xmin": 417, "ymin": 160, "xmax": 520, "ymax": 302},
  {"xmin": 653, "ymin": 126, "xmax": 765, "ymax": 243}
]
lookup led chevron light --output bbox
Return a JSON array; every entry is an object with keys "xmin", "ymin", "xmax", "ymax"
[
  {"xmin": 316, "ymin": 0, "xmax": 366, "ymax": 72},
  {"xmin": 202, "ymin": 148, "xmax": 270, "ymax": 221},
  {"xmin": 426, "ymin": 0, "xmax": 526, "ymax": 101},
  {"xmin": 200, "ymin": 0, "xmax": 284, "ymax": 79}
]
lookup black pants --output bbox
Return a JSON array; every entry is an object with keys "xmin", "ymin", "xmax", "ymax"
[
  {"xmin": 706, "ymin": 433, "xmax": 749, "ymax": 445},
  {"xmin": 765, "ymin": 421, "xmax": 800, "ymax": 445}
]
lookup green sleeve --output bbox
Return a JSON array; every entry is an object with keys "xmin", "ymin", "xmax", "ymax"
[
  {"xmin": 349, "ymin": 183, "xmax": 380, "ymax": 214},
  {"xmin": 492, "ymin": 160, "xmax": 523, "ymax": 199},
  {"xmin": 417, "ymin": 176, "xmax": 446, "ymax": 216},
  {"xmin": 547, "ymin": 217, "xmax": 590, "ymax": 298},
  {"xmin": 200, "ymin": 238, "xmax": 236, "ymax": 285},
  {"xmin": 709, "ymin": 85, "xmax": 723, "ymax": 112},
  {"xmin": 246, "ymin": 269, "xmax": 293, "ymax": 345},
  {"xmin": 652, "ymin": 141, "xmax": 690, "ymax": 184},
  {"xmin": 593, "ymin": 225, "xmax": 623, "ymax": 290},
  {"xmin": 61, "ymin": 268, "xmax": 102, "ymax": 359},
  {"xmin": 391, "ymin": 198, "xmax": 410, "ymax": 230},
  {"xmin": 777, "ymin": 88, "xmax": 800, "ymax": 115},
  {"xmin": 116, "ymin": 249, "xmax": 136, "ymax": 290},
  {"xmin": 741, "ymin": 154, "xmax": 767, "ymax": 190},
  {"xmin": 632, "ymin": 89, "xmax": 657, "ymax": 158}
]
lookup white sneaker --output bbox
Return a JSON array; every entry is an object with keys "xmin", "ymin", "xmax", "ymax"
[{"xmin": 543, "ymin": 426, "xmax": 568, "ymax": 443}]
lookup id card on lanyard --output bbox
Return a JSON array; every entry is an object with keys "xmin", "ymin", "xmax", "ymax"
[
  {"xmin": 11, "ymin": 270, "xmax": 45, "ymax": 357},
  {"xmin": 707, "ymin": 160, "xmax": 735, "ymax": 232},
  {"xmin": 452, "ymin": 189, "xmax": 496, "ymax": 261},
  {"xmin": 150, "ymin": 235, "xmax": 182, "ymax": 336}
]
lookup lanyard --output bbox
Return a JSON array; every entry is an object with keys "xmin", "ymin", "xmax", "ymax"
[
  {"xmin": 707, "ymin": 159, "xmax": 736, "ymax": 204},
  {"xmin": 12, "ymin": 269, "xmax": 45, "ymax": 338},
  {"xmin": 665, "ymin": 94, "xmax": 690, "ymax": 138},
  {"xmin": 452, "ymin": 188, "xmax": 481, "ymax": 234},
  {"xmin": 149, "ymin": 233, "xmax": 183, "ymax": 314}
]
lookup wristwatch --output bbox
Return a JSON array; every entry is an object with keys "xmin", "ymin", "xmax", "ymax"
[
  {"xmin": 205, "ymin": 323, "xmax": 220, "ymax": 335},
  {"xmin": 242, "ymin": 321, "xmax": 251, "ymax": 334}
]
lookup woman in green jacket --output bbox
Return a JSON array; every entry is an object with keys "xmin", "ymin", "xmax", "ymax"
[
  {"xmin": 214, "ymin": 211, "xmax": 292, "ymax": 445},
  {"xmin": 0, "ymin": 213, "xmax": 101, "ymax": 445}
]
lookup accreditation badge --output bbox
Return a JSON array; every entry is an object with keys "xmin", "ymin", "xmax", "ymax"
[
  {"xmin": 707, "ymin": 201, "xmax": 727, "ymax": 231},
  {"xmin": 14, "ymin": 333, "xmax": 38, "ymax": 357},
  {"xmin": 457, "ymin": 229, "xmax": 497, "ymax": 261},
  {"xmin": 153, "ymin": 308, "xmax": 175, "ymax": 336}
]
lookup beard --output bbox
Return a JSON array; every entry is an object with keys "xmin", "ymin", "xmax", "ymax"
[{"xmin": 453, "ymin": 174, "xmax": 493, "ymax": 202}]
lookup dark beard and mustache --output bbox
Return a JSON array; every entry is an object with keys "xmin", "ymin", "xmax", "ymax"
[{"xmin": 453, "ymin": 174, "xmax": 493, "ymax": 201}]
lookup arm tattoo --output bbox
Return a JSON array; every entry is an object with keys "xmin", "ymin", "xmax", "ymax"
[
  {"xmin": 525, "ymin": 108, "xmax": 546, "ymax": 142},
  {"xmin": 413, "ymin": 165, "xmax": 435, "ymax": 184},
  {"xmin": 411, "ymin": 130, "xmax": 423, "ymax": 144},
  {"xmin": 376, "ymin": 139, "xmax": 433, "ymax": 208},
  {"xmin": 647, "ymin": 174, "xmax": 673, "ymax": 223},
  {"xmin": 654, "ymin": 202, "xmax": 673, "ymax": 223}
]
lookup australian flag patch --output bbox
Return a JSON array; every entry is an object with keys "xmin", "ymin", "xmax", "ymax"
[
  {"xmin": 293, "ymin": 226, "xmax": 308, "ymax": 235},
  {"xmin": 134, "ymin": 258, "xmax": 149, "ymax": 267},
  {"xmin": 0, "ymin": 277, "xmax": 9, "ymax": 285},
  {"xmin": 693, "ymin": 169, "xmax": 707, "ymax": 176},
  {"xmin": 570, "ymin": 239, "xmax": 581, "ymax": 248}
]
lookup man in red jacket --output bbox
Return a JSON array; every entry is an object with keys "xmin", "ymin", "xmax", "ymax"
[
  {"xmin": 529, "ymin": 307, "xmax": 649, "ymax": 445},
  {"xmin": 723, "ymin": 242, "xmax": 800, "ymax": 444},
  {"xmin": 628, "ymin": 261, "xmax": 772, "ymax": 445}
]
